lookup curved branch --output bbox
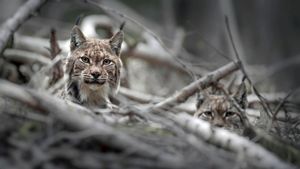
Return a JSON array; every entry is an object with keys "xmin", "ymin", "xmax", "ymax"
[
  {"xmin": 0, "ymin": 0, "xmax": 47, "ymax": 53},
  {"xmin": 3, "ymin": 49, "xmax": 51, "ymax": 65},
  {"xmin": 152, "ymin": 61, "xmax": 240, "ymax": 110}
]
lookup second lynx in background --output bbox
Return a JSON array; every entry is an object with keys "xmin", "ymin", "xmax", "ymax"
[{"xmin": 194, "ymin": 83, "xmax": 247, "ymax": 135}]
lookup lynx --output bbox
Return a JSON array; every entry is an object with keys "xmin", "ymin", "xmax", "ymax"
[
  {"xmin": 194, "ymin": 84, "xmax": 247, "ymax": 134},
  {"xmin": 63, "ymin": 24, "xmax": 124, "ymax": 108}
]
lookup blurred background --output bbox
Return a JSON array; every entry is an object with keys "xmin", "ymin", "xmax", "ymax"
[{"xmin": 1, "ymin": 0, "xmax": 300, "ymax": 95}]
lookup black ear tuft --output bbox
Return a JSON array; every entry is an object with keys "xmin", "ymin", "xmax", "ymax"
[
  {"xmin": 70, "ymin": 26, "xmax": 86, "ymax": 52},
  {"xmin": 119, "ymin": 21, "xmax": 126, "ymax": 31},
  {"xmin": 196, "ymin": 92, "xmax": 205, "ymax": 109},
  {"xmin": 233, "ymin": 80, "xmax": 247, "ymax": 109},
  {"xmin": 109, "ymin": 22, "xmax": 125, "ymax": 56},
  {"xmin": 75, "ymin": 14, "xmax": 84, "ymax": 26}
]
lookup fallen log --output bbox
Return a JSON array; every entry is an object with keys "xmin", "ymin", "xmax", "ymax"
[
  {"xmin": 152, "ymin": 61, "xmax": 240, "ymax": 110},
  {"xmin": 0, "ymin": 79, "xmax": 183, "ymax": 168},
  {"xmin": 170, "ymin": 113, "xmax": 296, "ymax": 169}
]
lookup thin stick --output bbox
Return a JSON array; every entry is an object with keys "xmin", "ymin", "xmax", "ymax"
[
  {"xmin": 152, "ymin": 61, "xmax": 240, "ymax": 111},
  {"xmin": 0, "ymin": 79, "xmax": 183, "ymax": 167},
  {"xmin": 84, "ymin": 0, "xmax": 197, "ymax": 77},
  {"xmin": 3, "ymin": 49, "xmax": 51, "ymax": 65},
  {"xmin": 47, "ymin": 29, "xmax": 63, "ymax": 85},
  {"xmin": 0, "ymin": 0, "xmax": 48, "ymax": 54},
  {"xmin": 119, "ymin": 87, "xmax": 195, "ymax": 113},
  {"xmin": 267, "ymin": 90, "xmax": 296, "ymax": 132},
  {"xmin": 225, "ymin": 16, "xmax": 273, "ymax": 118},
  {"xmin": 271, "ymin": 90, "xmax": 295, "ymax": 122},
  {"xmin": 171, "ymin": 113, "xmax": 295, "ymax": 169},
  {"xmin": 48, "ymin": 29, "xmax": 61, "ymax": 59},
  {"xmin": 218, "ymin": 84, "xmax": 252, "ymax": 129}
]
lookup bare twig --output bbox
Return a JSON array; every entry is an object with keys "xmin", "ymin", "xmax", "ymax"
[
  {"xmin": 0, "ymin": 0, "xmax": 48, "ymax": 54},
  {"xmin": 119, "ymin": 87, "xmax": 164, "ymax": 103},
  {"xmin": 272, "ymin": 90, "xmax": 294, "ymax": 122},
  {"xmin": 85, "ymin": 0, "xmax": 161, "ymax": 36},
  {"xmin": 84, "ymin": 0, "xmax": 197, "ymax": 76},
  {"xmin": 170, "ymin": 113, "xmax": 296, "ymax": 169},
  {"xmin": 47, "ymin": 29, "xmax": 63, "ymax": 85},
  {"xmin": 121, "ymin": 82, "xmax": 286, "ymax": 115},
  {"xmin": 252, "ymin": 128, "xmax": 300, "ymax": 167},
  {"xmin": 0, "ymin": 79, "xmax": 183, "ymax": 167},
  {"xmin": 119, "ymin": 87, "xmax": 195, "ymax": 113},
  {"xmin": 225, "ymin": 16, "xmax": 273, "ymax": 119},
  {"xmin": 14, "ymin": 28, "xmax": 187, "ymax": 73},
  {"xmin": 218, "ymin": 84, "xmax": 252, "ymax": 129},
  {"xmin": 247, "ymin": 92, "xmax": 286, "ymax": 105},
  {"xmin": 152, "ymin": 61, "xmax": 240, "ymax": 110},
  {"xmin": 3, "ymin": 49, "xmax": 51, "ymax": 65},
  {"xmin": 266, "ymin": 90, "xmax": 296, "ymax": 132},
  {"xmin": 84, "ymin": 0, "xmax": 162, "ymax": 44},
  {"xmin": 48, "ymin": 29, "xmax": 61, "ymax": 59},
  {"xmin": 14, "ymin": 34, "xmax": 67, "ymax": 56}
]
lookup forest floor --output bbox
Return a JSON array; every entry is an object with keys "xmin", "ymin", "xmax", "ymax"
[{"xmin": 0, "ymin": 0, "xmax": 299, "ymax": 169}]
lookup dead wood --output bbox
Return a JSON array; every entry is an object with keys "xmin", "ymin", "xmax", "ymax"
[
  {"xmin": 3, "ymin": 49, "xmax": 51, "ymax": 65},
  {"xmin": 225, "ymin": 17, "xmax": 273, "ymax": 122},
  {"xmin": 119, "ymin": 87, "xmax": 194, "ymax": 113},
  {"xmin": 0, "ymin": 0, "xmax": 48, "ymax": 54},
  {"xmin": 48, "ymin": 29, "xmax": 61, "ymax": 59},
  {"xmin": 14, "ymin": 29, "xmax": 187, "ymax": 73},
  {"xmin": 253, "ymin": 128, "xmax": 300, "ymax": 166},
  {"xmin": 170, "ymin": 113, "xmax": 296, "ymax": 169},
  {"xmin": 152, "ymin": 61, "xmax": 240, "ymax": 110},
  {"xmin": 0, "ymin": 79, "xmax": 183, "ymax": 168},
  {"xmin": 0, "ymin": 1, "xmax": 298, "ymax": 168},
  {"xmin": 47, "ymin": 29, "xmax": 63, "ymax": 85}
]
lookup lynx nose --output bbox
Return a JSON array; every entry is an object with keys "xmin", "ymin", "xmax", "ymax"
[
  {"xmin": 214, "ymin": 123, "xmax": 224, "ymax": 128},
  {"xmin": 213, "ymin": 118, "xmax": 225, "ymax": 128},
  {"xmin": 91, "ymin": 72, "xmax": 100, "ymax": 79}
]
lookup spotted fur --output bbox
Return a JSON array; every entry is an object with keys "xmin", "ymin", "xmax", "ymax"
[
  {"xmin": 63, "ymin": 25, "xmax": 123, "ymax": 108},
  {"xmin": 194, "ymin": 85, "xmax": 247, "ymax": 134}
]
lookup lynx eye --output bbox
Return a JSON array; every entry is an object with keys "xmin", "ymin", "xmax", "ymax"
[
  {"xmin": 103, "ymin": 59, "xmax": 112, "ymax": 65},
  {"xmin": 80, "ymin": 56, "xmax": 90, "ymax": 63},
  {"xmin": 224, "ymin": 111, "xmax": 235, "ymax": 117},
  {"xmin": 203, "ymin": 111, "xmax": 213, "ymax": 117}
]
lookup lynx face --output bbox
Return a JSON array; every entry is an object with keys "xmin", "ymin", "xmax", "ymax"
[
  {"xmin": 64, "ymin": 25, "xmax": 123, "ymax": 108},
  {"xmin": 194, "ymin": 95, "xmax": 243, "ymax": 129},
  {"xmin": 194, "ymin": 85, "xmax": 247, "ymax": 134}
]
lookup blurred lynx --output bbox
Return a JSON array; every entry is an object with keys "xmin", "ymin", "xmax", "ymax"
[
  {"xmin": 194, "ymin": 84, "xmax": 247, "ymax": 134},
  {"xmin": 62, "ymin": 24, "xmax": 124, "ymax": 108}
]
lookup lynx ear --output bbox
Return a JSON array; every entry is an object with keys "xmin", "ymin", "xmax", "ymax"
[
  {"xmin": 109, "ymin": 22, "xmax": 125, "ymax": 56},
  {"xmin": 109, "ymin": 31, "xmax": 123, "ymax": 56},
  {"xmin": 70, "ymin": 26, "xmax": 86, "ymax": 52},
  {"xmin": 233, "ymin": 82, "xmax": 247, "ymax": 109}
]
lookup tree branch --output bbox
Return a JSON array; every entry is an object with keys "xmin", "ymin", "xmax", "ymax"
[
  {"xmin": 0, "ymin": 0, "xmax": 47, "ymax": 53},
  {"xmin": 152, "ymin": 61, "xmax": 240, "ymax": 110},
  {"xmin": 225, "ymin": 17, "xmax": 273, "ymax": 120},
  {"xmin": 170, "ymin": 113, "xmax": 296, "ymax": 169},
  {"xmin": 3, "ymin": 49, "xmax": 51, "ymax": 65},
  {"xmin": 0, "ymin": 79, "xmax": 183, "ymax": 167},
  {"xmin": 119, "ymin": 87, "xmax": 195, "ymax": 113}
]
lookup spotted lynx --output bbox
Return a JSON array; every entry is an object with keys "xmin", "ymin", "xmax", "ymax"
[
  {"xmin": 63, "ymin": 24, "xmax": 124, "ymax": 108},
  {"xmin": 194, "ymin": 84, "xmax": 247, "ymax": 134}
]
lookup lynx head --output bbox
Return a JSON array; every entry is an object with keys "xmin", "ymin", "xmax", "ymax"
[
  {"xmin": 194, "ymin": 84, "xmax": 247, "ymax": 133},
  {"xmin": 64, "ymin": 25, "xmax": 123, "ymax": 108}
]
